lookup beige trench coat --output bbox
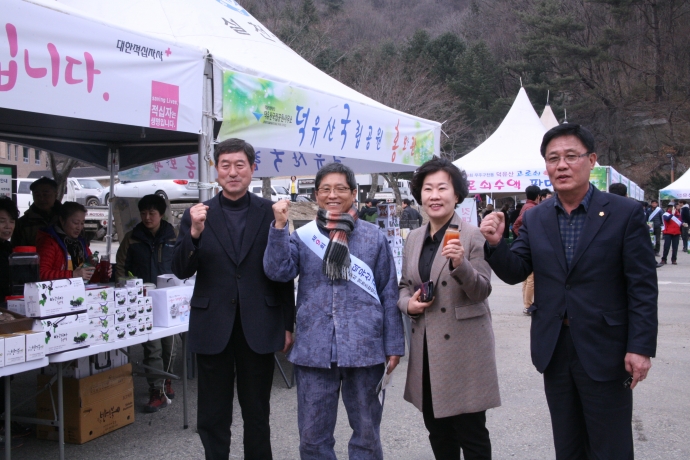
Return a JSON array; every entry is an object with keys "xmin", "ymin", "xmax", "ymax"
[{"xmin": 398, "ymin": 213, "xmax": 501, "ymax": 418}]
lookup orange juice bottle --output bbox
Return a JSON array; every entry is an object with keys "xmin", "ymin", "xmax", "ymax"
[{"xmin": 443, "ymin": 224, "xmax": 460, "ymax": 247}]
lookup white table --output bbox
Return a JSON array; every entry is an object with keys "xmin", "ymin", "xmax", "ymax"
[
  {"xmin": 1, "ymin": 358, "xmax": 50, "ymax": 459},
  {"xmin": 35, "ymin": 324, "xmax": 189, "ymax": 460}
]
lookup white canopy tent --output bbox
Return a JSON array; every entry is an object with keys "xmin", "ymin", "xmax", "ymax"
[
  {"xmin": 659, "ymin": 170, "xmax": 690, "ymax": 200},
  {"xmin": 540, "ymin": 104, "xmax": 559, "ymax": 129},
  {"xmin": 53, "ymin": 0, "xmax": 441, "ymax": 187},
  {"xmin": 453, "ymin": 88, "xmax": 549, "ymax": 195}
]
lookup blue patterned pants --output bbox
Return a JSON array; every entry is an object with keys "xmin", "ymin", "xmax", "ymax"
[{"xmin": 294, "ymin": 363, "xmax": 386, "ymax": 460}]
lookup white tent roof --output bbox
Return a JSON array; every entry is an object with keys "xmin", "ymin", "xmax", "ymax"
[
  {"xmin": 540, "ymin": 104, "xmax": 559, "ymax": 129},
  {"xmin": 660, "ymin": 169, "xmax": 690, "ymax": 200},
  {"xmin": 453, "ymin": 88, "xmax": 549, "ymax": 194},
  {"xmin": 48, "ymin": 0, "xmax": 441, "ymax": 176}
]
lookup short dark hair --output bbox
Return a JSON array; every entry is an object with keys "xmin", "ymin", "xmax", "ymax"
[
  {"xmin": 214, "ymin": 138, "xmax": 256, "ymax": 166},
  {"xmin": 525, "ymin": 185, "xmax": 541, "ymax": 201},
  {"xmin": 0, "ymin": 196, "xmax": 19, "ymax": 220},
  {"xmin": 539, "ymin": 188, "xmax": 552, "ymax": 198},
  {"xmin": 609, "ymin": 183, "xmax": 627, "ymax": 197},
  {"xmin": 651, "ymin": 200, "xmax": 658, "ymax": 204},
  {"xmin": 59, "ymin": 201, "xmax": 87, "ymax": 221},
  {"xmin": 411, "ymin": 157, "xmax": 469, "ymax": 205},
  {"xmin": 680, "ymin": 200, "xmax": 687, "ymax": 205},
  {"xmin": 138, "ymin": 194, "xmax": 167, "ymax": 215},
  {"xmin": 314, "ymin": 163, "xmax": 357, "ymax": 191},
  {"xmin": 402, "ymin": 198, "xmax": 412, "ymax": 206},
  {"xmin": 30, "ymin": 176, "xmax": 58, "ymax": 192},
  {"xmin": 540, "ymin": 124, "xmax": 596, "ymax": 157}
]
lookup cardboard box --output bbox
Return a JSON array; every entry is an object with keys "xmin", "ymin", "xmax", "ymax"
[
  {"xmin": 156, "ymin": 274, "xmax": 196, "ymax": 289},
  {"xmin": 84, "ymin": 287, "xmax": 114, "ymax": 304},
  {"xmin": 88, "ymin": 315, "xmax": 114, "ymax": 331},
  {"xmin": 150, "ymin": 285, "xmax": 192, "ymax": 327},
  {"xmin": 31, "ymin": 314, "xmax": 90, "ymax": 354},
  {"xmin": 36, "ymin": 364, "xmax": 135, "ymax": 444},
  {"xmin": 18, "ymin": 330, "xmax": 46, "ymax": 361},
  {"xmin": 6, "ymin": 298, "xmax": 26, "ymax": 316},
  {"xmin": 87, "ymin": 327, "xmax": 115, "ymax": 345},
  {"xmin": 24, "ymin": 278, "xmax": 87, "ymax": 317},
  {"xmin": 114, "ymin": 324, "xmax": 128, "ymax": 340},
  {"xmin": 0, "ymin": 334, "xmax": 26, "ymax": 365},
  {"xmin": 124, "ymin": 278, "xmax": 143, "ymax": 288},
  {"xmin": 132, "ymin": 296, "xmax": 151, "ymax": 314},
  {"xmin": 125, "ymin": 288, "xmax": 139, "ymax": 305},
  {"xmin": 114, "ymin": 288, "xmax": 128, "ymax": 307},
  {"xmin": 86, "ymin": 301, "xmax": 114, "ymax": 318}
]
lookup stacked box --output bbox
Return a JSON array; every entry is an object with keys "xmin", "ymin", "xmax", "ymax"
[
  {"xmin": 6, "ymin": 298, "xmax": 26, "ymax": 316},
  {"xmin": 376, "ymin": 203, "xmax": 403, "ymax": 279},
  {"xmin": 31, "ymin": 314, "xmax": 90, "ymax": 354},
  {"xmin": 86, "ymin": 315, "xmax": 115, "ymax": 345},
  {"xmin": 84, "ymin": 287, "xmax": 114, "ymax": 319},
  {"xmin": 156, "ymin": 274, "xmax": 196, "ymax": 289},
  {"xmin": 0, "ymin": 337, "xmax": 4, "ymax": 367},
  {"xmin": 24, "ymin": 278, "xmax": 87, "ymax": 317},
  {"xmin": 19, "ymin": 331, "xmax": 46, "ymax": 361},
  {"xmin": 150, "ymin": 285, "xmax": 193, "ymax": 327},
  {"xmin": 1, "ymin": 334, "xmax": 26, "ymax": 365},
  {"xmin": 86, "ymin": 301, "xmax": 114, "ymax": 318}
]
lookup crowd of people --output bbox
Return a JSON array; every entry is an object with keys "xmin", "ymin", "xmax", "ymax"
[{"xmin": 0, "ymin": 123, "xmax": 661, "ymax": 459}]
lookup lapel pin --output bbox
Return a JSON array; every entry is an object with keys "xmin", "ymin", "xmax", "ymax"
[{"xmin": 599, "ymin": 211, "xmax": 604, "ymax": 217}]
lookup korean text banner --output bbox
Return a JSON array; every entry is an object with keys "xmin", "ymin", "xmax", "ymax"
[
  {"xmin": 464, "ymin": 169, "xmax": 551, "ymax": 194},
  {"xmin": 0, "ymin": 0, "xmax": 204, "ymax": 133},
  {"xmin": 218, "ymin": 71, "xmax": 440, "ymax": 173},
  {"xmin": 118, "ymin": 155, "xmax": 204, "ymax": 182}
]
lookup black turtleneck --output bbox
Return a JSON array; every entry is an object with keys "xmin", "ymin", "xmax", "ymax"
[{"xmin": 220, "ymin": 192, "xmax": 250, "ymax": 257}]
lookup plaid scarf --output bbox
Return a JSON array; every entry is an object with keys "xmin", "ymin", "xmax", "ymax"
[{"xmin": 316, "ymin": 207, "xmax": 358, "ymax": 280}]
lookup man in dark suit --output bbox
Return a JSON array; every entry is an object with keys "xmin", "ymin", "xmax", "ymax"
[
  {"xmin": 479, "ymin": 124, "xmax": 658, "ymax": 459},
  {"xmin": 172, "ymin": 138, "xmax": 295, "ymax": 460}
]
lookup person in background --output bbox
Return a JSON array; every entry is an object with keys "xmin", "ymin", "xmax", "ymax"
[
  {"xmin": 608, "ymin": 183, "xmax": 627, "ymax": 197},
  {"xmin": 539, "ymin": 188, "xmax": 553, "ymax": 202},
  {"xmin": 399, "ymin": 158, "xmax": 500, "ymax": 459},
  {"xmin": 679, "ymin": 200, "xmax": 690, "ymax": 252},
  {"xmin": 509, "ymin": 203, "xmax": 523, "ymax": 239},
  {"xmin": 116, "ymin": 194, "xmax": 178, "ymax": 413},
  {"xmin": 0, "ymin": 197, "xmax": 18, "ymax": 302},
  {"xmin": 482, "ymin": 203, "xmax": 494, "ymax": 218},
  {"xmin": 36, "ymin": 201, "xmax": 111, "ymax": 281},
  {"xmin": 359, "ymin": 198, "xmax": 379, "ymax": 223},
  {"xmin": 290, "ymin": 176, "xmax": 298, "ymax": 202},
  {"xmin": 12, "ymin": 177, "xmax": 62, "ymax": 247},
  {"xmin": 660, "ymin": 202, "xmax": 682, "ymax": 265},
  {"xmin": 646, "ymin": 200, "xmax": 663, "ymax": 256},
  {"xmin": 501, "ymin": 203, "xmax": 511, "ymax": 241},
  {"xmin": 513, "ymin": 185, "xmax": 541, "ymax": 316},
  {"xmin": 266, "ymin": 163, "xmax": 404, "ymax": 460},
  {"xmin": 401, "ymin": 198, "xmax": 424, "ymax": 228}
]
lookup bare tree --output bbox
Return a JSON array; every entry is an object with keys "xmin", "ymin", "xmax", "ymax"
[
  {"xmin": 262, "ymin": 177, "xmax": 272, "ymax": 200},
  {"xmin": 48, "ymin": 152, "xmax": 79, "ymax": 201}
]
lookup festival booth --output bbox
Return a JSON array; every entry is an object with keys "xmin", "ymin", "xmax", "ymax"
[
  {"xmin": 589, "ymin": 166, "xmax": 645, "ymax": 200},
  {"xmin": 453, "ymin": 87, "xmax": 550, "ymax": 196},
  {"xmin": 659, "ymin": 170, "xmax": 690, "ymax": 201},
  {"xmin": 540, "ymin": 103, "xmax": 559, "ymax": 130}
]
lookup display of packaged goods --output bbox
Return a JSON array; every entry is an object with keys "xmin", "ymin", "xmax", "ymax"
[
  {"xmin": 0, "ymin": 333, "xmax": 26, "ymax": 365},
  {"xmin": 36, "ymin": 364, "xmax": 135, "ymax": 444},
  {"xmin": 156, "ymin": 274, "xmax": 196, "ymax": 289},
  {"xmin": 31, "ymin": 313, "xmax": 90, "ymax": 354},
  {"xmin": 125, "ymin": 288, "xmax": 139, "ymax": 305},
  {"xmin": 391, "ymin": 246, "xmax": 404, "ymax": 258},
  {"xmin": 376, "ymin": 215, "xmax": 399, "ymax": 229},
  {"xmin": 387, "ymin": 235, "xmax": 404, "ymax": 248},
  {"xmin": 84, "ymin": 286, "xmax": 114, "ymax": 303},
  {"xmin": 0, "ymin": 338, "xmax": 4, "ymax": 367},
  {"xmin": 88, "ymin": 315, "xmax": 114, "ymax": 331},
  {"xmin": 385, "ymin": 227, "xmax": 401, "ymax": 238},
  {"xmin": 114, "ymin": 324, "xmax": 128, "ymax": 340},
  {"xmin": 18, "ymin": 330, "xmax": 46, "ymax": 361},
  {"xmin": 150, "ymin": 285, "xmax": 192, "ymax": 327},
  {"xmin": 87, "ymin": 326, "xmax": 115, "ymax": 345},
  {"xmin": 134, "ymin": 296, "xmax": 153, "ymax": 314},
  {"xmin": 0, "ymin": 308, "xmax": 34, "ymax": 336},
  {"xmin": 86, "ymin": 301, "xmax": 113, "ymax": 318},
  {"xmin": 24, "ymin": 278, "xmax": 87, "ymax": 317},
  {"xmin": 376, "ymin": 203, "xmax": 397, "ymax": 217}
]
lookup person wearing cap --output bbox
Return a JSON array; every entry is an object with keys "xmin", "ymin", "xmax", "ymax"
[{"xmin": 12, "ymin": 176, "xmax": 62, "ymax": 247}]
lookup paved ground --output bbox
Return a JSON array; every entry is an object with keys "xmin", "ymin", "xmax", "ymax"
[{"xmin": 5, "ymin": 245, "xmax": 690, "ymax": 459}]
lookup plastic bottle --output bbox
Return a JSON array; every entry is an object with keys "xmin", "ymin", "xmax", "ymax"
[{"xmin": 442, "ymin": 224, "xmax": 460, "ymax": 248}]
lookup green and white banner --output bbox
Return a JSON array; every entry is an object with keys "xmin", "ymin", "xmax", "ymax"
[{"xmin": 218, "ymin": 71, "xmax": 440, "ymax": 176}]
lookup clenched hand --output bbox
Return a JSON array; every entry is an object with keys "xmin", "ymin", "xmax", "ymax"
[
  {"xmin": 479, "ymin": 211, "xmax": 505, "ymax": 246},
  {"xmin": 190, "ymin": 203, "xmax": 209, "ymax": 239},
  {"xmin": 273, "ymin": 199, "xmax": 290, "ymax": 229}
]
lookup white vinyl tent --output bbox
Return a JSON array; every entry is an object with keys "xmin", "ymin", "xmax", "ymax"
[
  {"xmin": 659, "ymin": 170, "xmax": 690, "ymax": 200},
  {"xmin": 453, "ymin": 88, "xmax": 550, "ymax": 195},
  {"xmin": 540, "ymin": 104, "xmax": 559, "ymax": 129},
  {"xmin": 53, "ymin": 0, "xmax": 442, "ymax": 185}
]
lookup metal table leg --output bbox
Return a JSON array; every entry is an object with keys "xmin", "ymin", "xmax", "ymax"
[
  {"xmin": 5, "ymin": 375, "xmax": 10, "ymax": 460},
  {"xmin": 182, "ymin": 332, "xmax": 188, "ymax": 429},
  {"xmin": 58, "ymin": 364, "xmax": 65, "ymax": 460}
]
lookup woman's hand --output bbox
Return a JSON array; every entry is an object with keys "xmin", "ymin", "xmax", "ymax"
[
  {"xmin": 407, "ymin": 288, "xmax": 434, "ymax": 316},
  {"xmin": 441, "ymin": 238, "xmax": 465, "ymax": 268},
  {"xmin": 73, "ymin": 266, "xmax": 95, "ymax": 281}
]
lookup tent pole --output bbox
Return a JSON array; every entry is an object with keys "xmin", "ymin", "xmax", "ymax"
[
  {"xmin": 106, "ymin": 149, "xmax": 119, "ymax": 260},
  {"xmin": 199, "ymin": 62, "xmax": 214, "ymax": 202}
]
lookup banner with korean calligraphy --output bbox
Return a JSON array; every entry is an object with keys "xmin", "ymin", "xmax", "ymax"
[
  {"xmin": 0, "ymin": 0, "xmax": 205, "ymax": 134},
  {"xmin": 118, "ymin": 155, "xmax": 207, "ymax": 182},
  {"xmin": 455, "ymin": 198, "xmax": 478, "ymax": 227},
  {"xmin": 217, "ymin": 71, "xmax": 440, "ymax": 176}
]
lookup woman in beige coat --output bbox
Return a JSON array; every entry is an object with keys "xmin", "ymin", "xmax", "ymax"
[{"xmin": 398, "ymin": 158, "xmax": 500, "ymax": 460}]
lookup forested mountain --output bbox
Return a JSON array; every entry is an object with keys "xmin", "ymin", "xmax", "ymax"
[{"xmin": 242, "ymin": 0, "xmax": 690, "ymax": 197}]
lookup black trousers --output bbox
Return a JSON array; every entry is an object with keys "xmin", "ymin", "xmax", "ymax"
[
  {"xmin": 653, "ymin": 226, "xmax": 661, "ymax": 253},
  {"xmin": 662, "ymin": 234, "xmax": 680, "ymax": 262},
  {"xmin": 544, "ymin": 325, "xmax": 633, "ymax": 460},
  {"xmin": 422, "ymin": 336, "xmax": 491, "ymax": 460},
  {"xmin": 196, "ymin": 311, "xmax": 275, "ymax": 460}
]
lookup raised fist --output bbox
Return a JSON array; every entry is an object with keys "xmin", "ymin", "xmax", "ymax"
[
  {"xmin": 190, "ymin": 203, "xmax": 209, "ymax": 239},
  {"xmin": 273, "ymin": 199, "xmax": 290, "ymax": 229}
]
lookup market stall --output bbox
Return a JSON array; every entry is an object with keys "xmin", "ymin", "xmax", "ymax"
[{"xmin": 659, "ymin": 169, "xmax": 690, "ymax": 200}]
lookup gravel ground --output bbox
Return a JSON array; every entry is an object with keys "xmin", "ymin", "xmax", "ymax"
[{"xmin": 5, "ymin": 245, "xmax": 689, "ymax": 459}]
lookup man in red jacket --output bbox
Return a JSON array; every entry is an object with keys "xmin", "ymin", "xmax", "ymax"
[
  {"xmin": 661, "ymin": 202, "xmax": 682, "ymax": 265},
  {"xmin": 514, "ymin": 185, "xmax": 541, "ymax": 315}
]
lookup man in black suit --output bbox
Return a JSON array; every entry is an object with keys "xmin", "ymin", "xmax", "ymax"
[
  {"xmin": 479, "ymin": 124, "xmax": 658, "ymax": 459},
  {"xmin": 172, "ymin": 138, "xmax": 295, "ymax": 460}
]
